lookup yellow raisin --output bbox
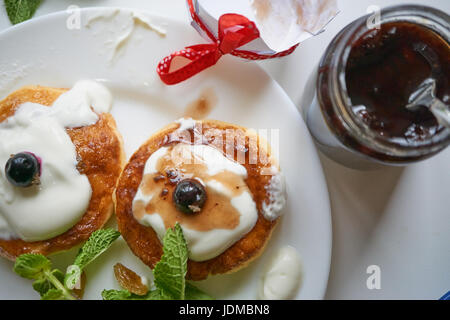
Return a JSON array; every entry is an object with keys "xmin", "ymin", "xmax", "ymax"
[{"xmin": 113, "ymin": 263, "xmax": 148, "ymax": 296}]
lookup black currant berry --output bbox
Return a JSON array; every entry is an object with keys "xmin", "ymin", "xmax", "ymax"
[
  {"xmin": 5, "ymin": 152, "xmax": 41, "ymax": 188},
  {"xmin": 173, "ymin": 179, "xmax": 207, "ymax": 214}
]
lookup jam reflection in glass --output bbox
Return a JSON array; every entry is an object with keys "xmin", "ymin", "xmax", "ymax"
[{"xmin": 346, "ymin": 21, "xmax": 449, "ymax": 145}]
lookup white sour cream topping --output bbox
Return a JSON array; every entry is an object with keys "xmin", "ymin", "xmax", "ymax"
[
  {"xmin": 175, "ymin": 117, "xmax": 197, "ymax": 132},
  {"xmin": 175, "ymin": 118, "xmax": 286, "ymax": 222},
  {"xmin": 0, "ymin": 80, "xmax": 112, "ymax": 241},
  {"xmin": 262, "ymin": 167, "xmax": 286, "ymax": 221},
  {"xmin": 85, "ymin": 9, "xmax": 166, "ymax": 63},
  {"xmin": 259, "ymin": 246, "xmax": 303, "ymax": 300},
  {"xmin": 133, "ymin": 143, "xmax": 259, "ymax": 262}
]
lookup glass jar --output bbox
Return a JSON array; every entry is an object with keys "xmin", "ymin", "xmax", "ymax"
[{"xmin": 302, "ymin": 5, "xmax": 450, "ymax": 169}]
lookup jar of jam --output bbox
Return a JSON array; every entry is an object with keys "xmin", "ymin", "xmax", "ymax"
[{"xmin": 302, "ymin": 5, "xmax": 450, "ymax": 169}]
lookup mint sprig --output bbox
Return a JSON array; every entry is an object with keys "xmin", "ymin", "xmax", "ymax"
[
  {"xmin": 14, "ymin": 254, "xmax": 75, "ymax": 300},
  {"xmin": 13, "ymin": 228, "xmax": 120, "ymax": 300},
  {"xmin": 4, "ymin": 0, "xmax": 42, "ymax": 25},
  {"xmin": 32, "ymin": 269, "xmax": 65, "ymax": 296},
  {"xmin": 102, "ymin": 223, "xmax": 213, "ymax": 300},
  {"xmin": 65, "ymin": 228, "xmax": 120, "ymax": 290}
]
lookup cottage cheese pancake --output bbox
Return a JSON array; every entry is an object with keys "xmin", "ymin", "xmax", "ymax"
[
  {"xmin": 0, "ymin": 81, "xmax": 111, "ymax": 241},
  {"xmin": 0, "ymin": 82, "xmax": 124, "ymax": 259},
  {"xmin": 115, "ymin": 119, "xmax": 286, "ymax": 280}
]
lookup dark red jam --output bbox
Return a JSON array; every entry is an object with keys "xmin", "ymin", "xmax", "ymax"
[{"xmin": 345, "ymin": 22, "xmax": 450, "ymax": 144}]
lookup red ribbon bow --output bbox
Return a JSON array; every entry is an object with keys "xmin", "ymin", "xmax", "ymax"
[{"xmin": 157, "ymin": 14, "xmax": 260, "ymax": 85}]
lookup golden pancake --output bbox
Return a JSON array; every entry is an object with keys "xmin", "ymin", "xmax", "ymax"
[
  {"xmin": 115, "ymin": 119, "xmax": 282, "ymax": 281},
  {"xmin": 0, "ymin": 86, "xmax": 125, "ymax": 260}
]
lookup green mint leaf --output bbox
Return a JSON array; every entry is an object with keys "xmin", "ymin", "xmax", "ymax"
[
  {"xmin": 185, "ymin": 283, "xmax": 214, "ymax": 300},
  {"xmin": 51, "ymin": 269, "xmax": 65, "ymax": 282},
  {"xmin": 153, "ymin": 223, "xmax": 188, "ymax": 300},
  {"xmin": 41, "ymin": 288, "xmax": 64, "ymax": 300},
  {"xmin": 14, "ymin": 254, "xmax": 77, "ymax": 300},
  {"xmin": 32, "ymin": 269, "xmax": 64, "ymax": 297},
  {"xmin": 14, "ymin": 254, "xmax": 51, "ymax": 280},
  {"xmin": 4, "ymin": 0, "xmax": 42, "ymax": 25},
  {"xmin": 65, "ymin": 228, "xmax": 120, "ymax": 289},
  {"xmin": 146, "ymin": 289, "xmax": 165, "ymax": 300},
  {"xmin": 73, "ymin": 229, "xmax": 121, "ymax": 269},
  {"xmin": 102, "ymin": 288, "xmax": 169, "ymax": 301},
  {"xmin": 102, "ymin": 289, "xmax": 132, "ymax": 300},
  {"xmin": 101, "ymin": 289, "xmax": 163, "ymax": 301},
  {"xmin": 32, "ymin": 278, "xmax": 51, "ymax": 297}
]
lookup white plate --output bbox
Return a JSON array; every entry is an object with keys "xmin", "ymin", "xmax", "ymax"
[{"xmin": 0, "ymin": 8, "xmax": 331, "ymax": 300}]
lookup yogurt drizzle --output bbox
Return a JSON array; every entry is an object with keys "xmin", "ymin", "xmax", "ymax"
[{"xmin": 0, "ymin": 80, "xmax": 112, "ymax": 241}]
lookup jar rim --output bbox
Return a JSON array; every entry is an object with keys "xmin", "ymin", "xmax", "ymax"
[{"xmin": 327, "ymin": 4, "xmax": 450, "ymax": 159}]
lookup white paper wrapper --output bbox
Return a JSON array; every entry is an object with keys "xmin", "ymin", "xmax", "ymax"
[{"xmin": 191, "ymin": 0, "xmax": 339, "ymax": 55}]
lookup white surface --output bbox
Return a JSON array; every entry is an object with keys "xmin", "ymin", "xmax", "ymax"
[
  {"xmin": 0, "ymin": 0, "xmax": 448, "ymax": 300},
  {"xmin": 0, "ymin": 7, "xmax": 331, "ymax": 300}
]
